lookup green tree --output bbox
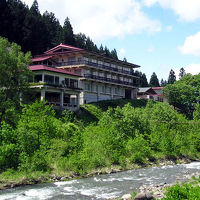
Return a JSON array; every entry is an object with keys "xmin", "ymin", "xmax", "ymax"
[
  {"xmin": 62, "ymin": 17, "xmax": 75, "ymax": 45},
  {"xmin": 0, "ymin": 37, "xmax": 32, "ymax": 125},
  {"xmin": 163, "ymin": 83, "xmax": 196, "ymax": 117},
  {"xmin": 42, "ymin": 11, "xmax": 63, "ymax": 48},
  {"xmin": 168, "ymin": 69, "xmax": 176, "ymax": 84},
  {"xmin": 110, "ymin": 48, "xmax": 118, "ymax": 60},
  {"xmin": 141, "ymin": 73, "xmax": 149, "ymax": 87},
  {"xmin": 160, "ymin": 78, "xmax": 167, "ymax": 86},
  {"xmin": 179, "ymin": 67, "xmax": 186, "ymax": 79},
  {"xmin": 23, "ymin": 0, "xmax": 49, "ymax": 55},
  {"xmin": 149, "ymin": 72, "xmax": 160, "ymax": 87}
]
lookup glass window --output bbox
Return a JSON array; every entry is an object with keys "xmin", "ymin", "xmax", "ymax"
[
  {"xmin": 92, "ymin": 84, "xmax": 98, "ymax": 92},
  {"xmin": 65, "ymin": 78, "xmax": 69, "ymax": 87},
  {"xmin": 85, "ymin": 83, "xmax": 91, "ymax": 91},
  {"xmin": 44, "ymin": 75, "xmax": 54, "ymax": 84},
  {"xmin": 115, "ymin": 87, "xmax": 119, "ymax": 95},
  {"xmin": 55, "ymin": 76, "xmax": 59, "ymax": 84},
  {"xmin": 70, "ymin": 79, "xmax": 78, "ymax": 88},
  {"xmin": 34, "ymin": 74, "xmax": 42, "ymax": 82},
  {"xmin": 106, "ymin": 86, "xmax": 111, "ymax": 94}
]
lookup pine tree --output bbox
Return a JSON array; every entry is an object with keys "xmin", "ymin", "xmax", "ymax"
[
  {"xmin": 179, "ymin": 67, "xmax": 186, "ymax": 79},
  {"xmin": 99, "ymin": 44, "xmax": 104, "ymax": 54},
  {"xmin": 42, "ymin": 11, "xmax": 63, "ymax": 48},
  {"xmin": 75, "ymin": 33, "xmax": 87, "ymax": 48},
  {"xmin": 110, "ymin": 49, "xmax": 118, "ymax": 60},
  {"xmin": 62, "ymin": 17, "xmax": 75, "ymax": 45},
  {"xmin": 141, "ymin": 73, "xmax": 149, "ymax": 87},
  {"xmin": 168, "ymin": 69, "xmax": 176, "ymax": 84},
  {"xmin": 160, "ymin": 78, "xmax": 167, "ymax": 86},
  {"xmin": 149, "ymin": 72, "xmax": 160, "ymax": 87},
  {"xmin": 123, "ymin": 57, "xmax": 127, "ymax": 62}
]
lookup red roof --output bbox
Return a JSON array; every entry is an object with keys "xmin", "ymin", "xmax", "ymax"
[
  {"xmin": 44, "ymin": 43, "xmax": 83, "ymax": 54},
  {"xmin": 152, "ymin": 87, "xmax": 164, "ymax": 90},
  {"xmin": 32, "ymin": 56, "xmax": 52, "ymax": 62},
  {"xmin": 29, "ymin": 65, "xmax": 81, "ymax": 77}
]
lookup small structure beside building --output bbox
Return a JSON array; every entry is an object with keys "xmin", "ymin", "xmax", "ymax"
[{"xmin": 137, "ymin": 87, "xmax": 167, "ymax": 102}]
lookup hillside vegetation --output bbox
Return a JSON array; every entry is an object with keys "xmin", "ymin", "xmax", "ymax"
[{"xmin": 1, "ymin": 98, "xmax": 200, "ymax": 187}]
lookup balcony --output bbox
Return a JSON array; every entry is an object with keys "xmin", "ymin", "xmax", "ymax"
[
  {"xmin": 57, "ymin": 60, "xmax": 138, "ymax": 77},
  {"xmin": 83, "ymin": 74, "xmax": 137, "ymax": 87}
]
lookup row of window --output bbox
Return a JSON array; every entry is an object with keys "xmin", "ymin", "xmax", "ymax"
[
  {"xmin": 84, "ymin": 83, "xmax": 124, "ymax": 95},
  {"xmin": 34, "ymin": 74, "xmax": 78, "ymax": 88},
  {"xmin": 84, "ymin": 70, "xmax": 133, "ymax": 82},
  {"xmin": 57, "ymin": 56, "xmax": 131, "ymax": 72}
]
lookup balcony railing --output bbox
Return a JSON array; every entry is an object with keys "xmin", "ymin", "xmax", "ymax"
[
  {"xmin": 57, "ymin": 60, "xmax": 138, "ymax": 77},
  {"xmin": 31, "ymin": 81, "xmax": 80, "ymax": 89},
  {"xmin": 83, "ymin": 74, "xmax": 137, "ymax": 87}
]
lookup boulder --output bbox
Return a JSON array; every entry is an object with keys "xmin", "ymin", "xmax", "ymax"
[
  {"xmin": 122, "ymin": 193, "xmax": 132, "ymax": 200},
  {"xmin": 134, "ymin": 192, "xmax": 155, "ymax": 200}
]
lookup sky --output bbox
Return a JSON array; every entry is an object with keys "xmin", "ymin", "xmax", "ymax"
[{"xmin": 23, "ymin": 0, "xmax": 200, "ymax": 81}]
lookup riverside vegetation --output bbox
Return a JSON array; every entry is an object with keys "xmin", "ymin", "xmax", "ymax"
[{"xmin": 1, "ymin": 98, "xmax": 200, "ymax": 191}]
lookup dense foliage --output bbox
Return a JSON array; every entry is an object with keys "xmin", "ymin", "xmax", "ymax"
[
  {"xmin": 162, "ymin": 177, "xmax": 200, "ymax": 200},
  {"xmin": 163, "ymin": 73, "xmax": 200, "ymax": 117},
  {"xmin": 1, "ymin": 99, "xmax": 200, "ymax": 176},
  {"xmin": 0, "ymin": 37, "xmax": 32, "ymax": 125},
  {"xmin": 0, "ymin": 0, "xmax": 118, "ymax": 59}
]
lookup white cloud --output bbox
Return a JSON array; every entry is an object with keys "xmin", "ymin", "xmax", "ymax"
[
  {"xmin": 179, "ymin": 32, "xmax": 200, "ymax": 57},
  {"xmin": 174, "ymin": 64, "xmax": 200, "ymax": 79},
  {"xmin": 166, "ymin": 25, "xmax": 172, "ymax": 32},
  {"xmin": 23, "ymin": 0, "xmax": 161, "ymax": 41},
  {"xmin": 143, "ymin": 0, "xmax": 200, "ymax": 22}
]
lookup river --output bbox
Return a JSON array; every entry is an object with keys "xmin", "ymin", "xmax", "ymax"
[{"xmin": 0, "ymin": 162, "xmax": 200, "ymax": 200}]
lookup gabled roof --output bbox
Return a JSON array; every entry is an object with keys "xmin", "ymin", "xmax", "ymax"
[
  {"xmin": 29, "ymin": 65, "xmax": 81, "ymax": 77},
  {"xmin": 32, "ymin": 56, "xmax": 52, "ymax": 62},
  {"xmin": 152, "ymin": 87, "xmax": 164, "ymax": 90},
  {"xmin": 44, "ymin": 43, "xmax": 83, "ymax": 54},
  {"xmin": 138, "ymin": 87, "xmax": 157, "ymax": 94}
]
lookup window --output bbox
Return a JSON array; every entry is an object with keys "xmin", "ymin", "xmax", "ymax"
[
  {"xmin": 92, "ymin": 84, "xmax": 98, "ymax": 92},
  {"xmin": 55, "ymin": 76, "xmax": 59, "ymax": 84},
  {"xmin": 106, "ymin": 86, "xmax": 111, "ymax": 94},
  {"xmin": 115, "ymin": 87, "xmax": 119, "ymax": 95},
  {"xmin": 65, "ymin": 78, "xmax": 69, "ymax": 87},
  {"xmin": 85, "ymin": 83, "xmax": 91, "ymax": 91},
  {"xmin": 99, "ymin": 72, "xmax": 104, "ymax": 77},
  {"xmin": 100, "ymin": 85, "xmax": 105, "ymax": 93},
  {"xmin": 44, "ymin": 75, "xmax": 54, "ymax": 84},
  {"xmin": 70, "ymin": 79, "xmax": 78, "ymax": 88},
  {"xmin": 85, "ymin": 69, "xmax": 90, "ymax": 74},
  {"xmin": 107, "ymin": 74, "xmax": 111, "ymax": 79},
  {"xmin": 34, "ymin": 74, "xmax": 42, "ymax": 82},
  {"xmin": 112, "ymin": 75, "xmax": 117, "ymax": 80},
  {"xmin": 93, "ymin": 71, "xmax": 98, "ymax": 76}
]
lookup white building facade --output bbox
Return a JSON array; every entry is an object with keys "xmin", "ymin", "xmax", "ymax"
[{"xmin": 31, "ymin": 44, "xmax": 140, "ymax": 105}]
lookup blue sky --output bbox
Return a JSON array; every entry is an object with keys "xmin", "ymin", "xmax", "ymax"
[{"xmin": 23, "ymin": 0, "xmax": 200, "ymax": 81}]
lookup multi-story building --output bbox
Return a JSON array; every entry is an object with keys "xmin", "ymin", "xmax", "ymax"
[{"xmin": 31, "ymin": 43, "xmax": 140, "ymax": 105}]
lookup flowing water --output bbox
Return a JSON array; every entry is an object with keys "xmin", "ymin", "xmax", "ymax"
[{"xmin": 1, "ymin": 162, "xmax": 200, "ymax": 200}]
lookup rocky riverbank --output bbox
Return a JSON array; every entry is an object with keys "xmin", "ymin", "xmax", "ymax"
[
  {"xmin": 0, "ymin": 157, "xmax": 195, "ymax": 191},
  {"xmin": 119, "ymin": 171, "xmax": 200, "ymax": 200}
]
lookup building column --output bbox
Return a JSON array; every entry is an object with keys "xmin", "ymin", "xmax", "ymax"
[
  {"xmin": 60, "ymin": 90, "xmax": 64, "ymax": 107},
  {"xmin": 76, "ymin": 93, "xmax": 80, "ymax": 109},
  {"xmin": 111, "ymin": 87, "xmax": 114, "ymax": 99},
  {"xmin": 41, "ymin": 89, "xmax": 45, "ymax": 101},
  {"xmin": 42, "ymin": 73, "xmax": 44, "ymax": 82}
]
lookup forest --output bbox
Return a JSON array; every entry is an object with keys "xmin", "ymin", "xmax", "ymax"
[{"xmin": 0, "ymin": 0, "xmax": 118, "ymax": 59}]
